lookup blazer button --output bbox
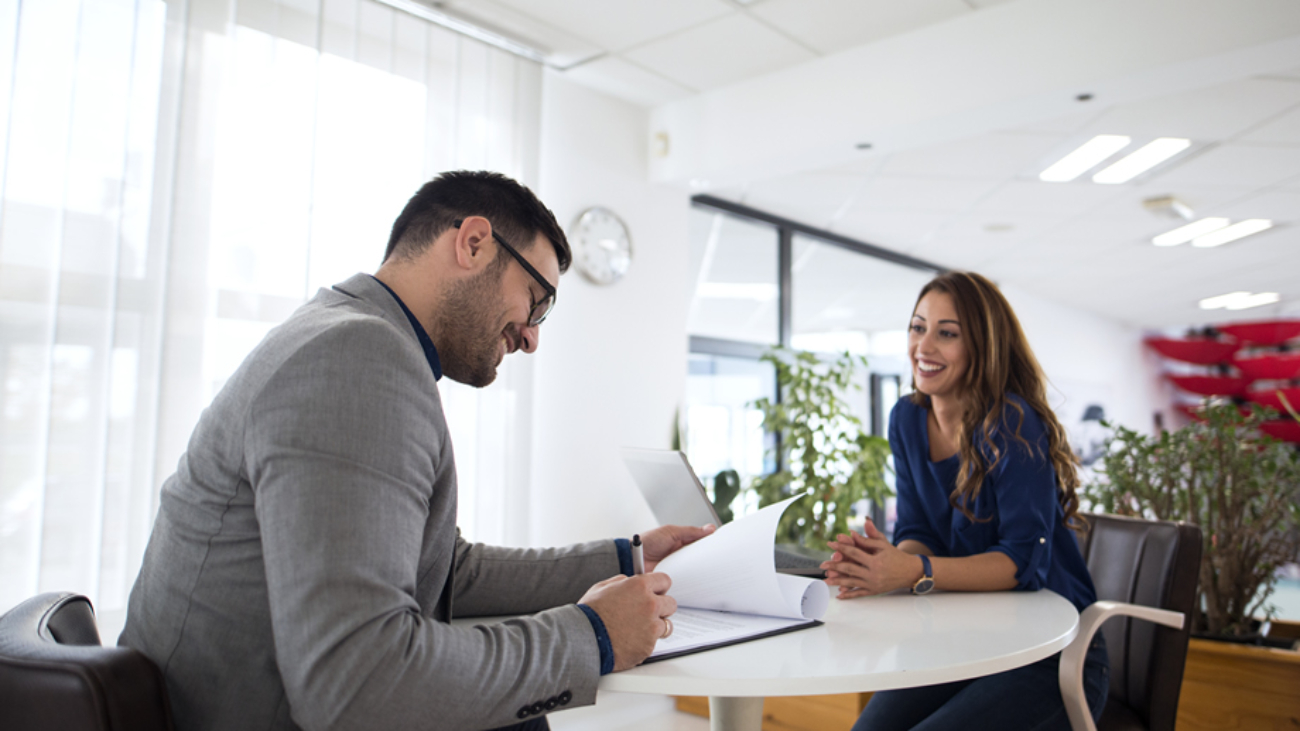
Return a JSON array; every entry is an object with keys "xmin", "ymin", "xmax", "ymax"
[
  {"xmin": 545, "ymin": 698, "xmax": 559, "ymax": 710},
  {"xmin": 516, "ymin": 706, "xmax": 531, "ymax": 719},
  {"xmin": 530, "ymin": 702, "xmax": 545, "ymax": 715},
  {"xmin": 558, "ymin": 690, "xmax": 573, "ymax": 705}
]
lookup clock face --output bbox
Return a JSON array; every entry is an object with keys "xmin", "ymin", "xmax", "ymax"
[{"xmin": 572, "ymin": 207, "xmax": 631, "ymax": 285}]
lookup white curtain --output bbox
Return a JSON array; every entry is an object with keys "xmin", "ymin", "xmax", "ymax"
[{"xmin": 0, "ymin": 0, "xmax": 542, "ymax": 627}]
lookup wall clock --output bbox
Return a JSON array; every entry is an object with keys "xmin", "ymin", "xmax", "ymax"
[{"xmin": 571, "ymin": 206, "xmax": 632, "ymax": 286}]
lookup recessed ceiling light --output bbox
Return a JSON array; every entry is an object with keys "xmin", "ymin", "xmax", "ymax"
[
  {"xmin": 1092, "ymin": 138, "xmax": 1190, "ymax": 184},
  {"xmin": 1191, "ymin": 219, "xmax": 1273, "ymax": 248},
  {"xmin": 1152, "ymin": 217, "xmax": 1229, "ymax": 247},
  {"xmin": 1039, "ymin": 135, "xmax": 1130, "ymax": 182},
  {"xmin": 1199, "ymin": 291, "xmax": 1280, "ymax": 310}
]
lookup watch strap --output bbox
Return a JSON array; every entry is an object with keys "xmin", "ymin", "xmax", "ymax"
[{"xmin": 912, "ymin": 555, "xmax": 934, "ymax": 595}]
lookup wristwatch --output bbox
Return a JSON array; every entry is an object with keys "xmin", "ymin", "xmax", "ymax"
[{"xmin": 912, "ymin": 555, "xmax": 935, "ymax": 595}]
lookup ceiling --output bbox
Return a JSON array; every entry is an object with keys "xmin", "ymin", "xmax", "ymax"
[{"xmin": 427, "ymin": 0, "xmax": 1300, "ymax": 332}]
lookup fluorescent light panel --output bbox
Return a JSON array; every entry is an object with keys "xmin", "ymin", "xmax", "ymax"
[
  {"xmin": 1191, "ymin": 219, "xmax": 1273, "ymax": 248},
  {"xmin": 1152, "ymin": 217, "xmax": 1229, "ymax": 247},
  {"xmin": 1092, "ymin": 138, "xmax": 1190, "ymax": 184},
  {"xmin": 1199, "ymin": 291, "xmax": 1280, "ymax": 310},
  {"xmin": 1039, "ymin": 135, "xmax": 1130, "ymax": 182}
]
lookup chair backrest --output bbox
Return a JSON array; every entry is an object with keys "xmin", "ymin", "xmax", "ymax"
[
  {"xmin": 1078, "ymin": 512, "xmax": 1202, "ymax": 731},
  {"xmin": 0, "ymin": 592, "xmax": 174, "ymax": 731}
]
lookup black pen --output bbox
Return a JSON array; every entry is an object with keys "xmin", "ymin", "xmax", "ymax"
[{"xmin": 631, "ymin": 534, "xmax": 644, "ymax": 575}]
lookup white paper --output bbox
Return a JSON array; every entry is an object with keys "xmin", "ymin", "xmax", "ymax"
[{"xmin": 648, "ymin": 495, "xmax": 829, "ymax": 659}]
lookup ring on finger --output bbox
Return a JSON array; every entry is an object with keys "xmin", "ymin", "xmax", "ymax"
[{"xmin": 660, "ymin": 617, "xmax": 673, "ymax": 639}]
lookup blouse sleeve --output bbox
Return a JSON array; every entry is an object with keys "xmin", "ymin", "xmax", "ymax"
[
  {"xmin": 888, "ymin": 401, "xmax": 944, "ymax": 555},
  {"xmin": 984, "ymin": 403, "xmax": 1059, "ymax": 591}
]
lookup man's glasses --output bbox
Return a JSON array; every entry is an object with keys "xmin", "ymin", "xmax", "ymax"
[{"xmin": 454, "ymin": 219, "xmax": 556, "ymax": 326}]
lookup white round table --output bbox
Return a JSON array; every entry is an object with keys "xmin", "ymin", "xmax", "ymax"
[{"xmin": 600, "ymin": 590, "xmax": 1079, "ymax": 731}]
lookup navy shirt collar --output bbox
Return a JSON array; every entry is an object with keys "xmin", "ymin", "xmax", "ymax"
[{"xmin": 370, "ymin": 275, "xmax": 442, "ymax": 381}]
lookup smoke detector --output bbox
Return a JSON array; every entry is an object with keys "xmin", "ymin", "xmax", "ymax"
[{"xmin": 1143, "ymin": 195, "xmax": 1193, "ymax": 221}]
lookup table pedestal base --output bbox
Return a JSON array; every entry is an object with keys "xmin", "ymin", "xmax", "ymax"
[{"xmin": 708, "ymin": 696, "xmax": 764, "ymax": 731}]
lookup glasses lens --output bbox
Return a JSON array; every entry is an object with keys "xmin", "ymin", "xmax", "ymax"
[{"xmin": 530, "ymin": 294, "xmax": 555, "ymax": 326}]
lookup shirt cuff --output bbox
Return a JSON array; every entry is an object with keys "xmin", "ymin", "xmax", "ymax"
[
  {"xmin": 578, "ymin": 604, "xmax": 615, "ymax": 676},
  {"xmin": 614, "ymin": 537, "xmax": 633, "ymax": 576}
]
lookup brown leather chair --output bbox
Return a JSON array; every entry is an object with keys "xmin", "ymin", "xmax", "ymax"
[
  {"xmin": 0, "ymin": 592, "xmax": 174, "ymax": 731},
  {"xmin": 1059, "ymin": 512, "xmax": 1202, "ymax": 731}
]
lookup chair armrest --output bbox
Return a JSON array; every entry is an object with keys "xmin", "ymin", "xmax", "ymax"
[{"xmin": 1059, "ymin": 600, "xmax": 1185, "ymax": 731}]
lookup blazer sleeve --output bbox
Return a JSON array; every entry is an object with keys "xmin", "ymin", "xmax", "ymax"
[
  {"xmin": 452, "ymin": 532, "xmax": 622, "ymax": 617},
  {"xmin": 983, "ymin": 405, "xmax": 1059, "ymax": 591},
  {"xmin": 247, "ymin": 318, "xmax": 603, "ymax": 731}
]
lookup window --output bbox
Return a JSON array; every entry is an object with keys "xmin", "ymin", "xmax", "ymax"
[
  {"xmin": 0, "ymin": 0, "xmax": 541, "ymax": 626},
  {"xmin": 684, "ymin": 195, "xmax": 942, "ymax": 531}
]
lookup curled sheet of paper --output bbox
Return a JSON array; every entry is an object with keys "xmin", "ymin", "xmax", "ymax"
[
  {"xmin": 654, "ymin": 495, "xmax": 829, "ymax": 621},
  {"xmin": 647, "ymin": 495, "xmax": 828, "ymax": 661}
]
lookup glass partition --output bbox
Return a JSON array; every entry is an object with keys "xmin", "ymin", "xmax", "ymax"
[
  {"xmin": 686, "ymin": 207, "xmax": 779, "ymax": 345},
  {"xmin": 683, "ymin": 352, "xmax": 775, "ymax": 517}
]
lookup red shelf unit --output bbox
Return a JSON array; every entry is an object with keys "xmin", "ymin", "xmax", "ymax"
[
  {"xmin": 1166, "ymin": 375, "xmax": 1251, "ymax": 397},
  {"xmin": 1234, "ymin": 353, "xmax": 1300, "ymax": 381},
  {"xmin": 1246, "ymin": 387, "xmax": 1300, "ymax": 414},
  {"xmin": 1217, "ymin": 320, "xmax": 1300, "ymax": 346},
  {"xmin": 1144, "ymin": 338, "xmax": 1240, "ymax": 365},
  {"xmin": 1260, "ymin": 420, "xmax": 1300, "ymax": 444}
]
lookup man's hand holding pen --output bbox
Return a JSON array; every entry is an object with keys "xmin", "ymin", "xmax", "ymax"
[{"xmin": 579, "ymin": 523, "xmax": 714, "ymax": 671}]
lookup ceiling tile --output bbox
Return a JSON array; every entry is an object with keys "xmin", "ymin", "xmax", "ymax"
[
  {"xmin": 742, "ymin": 172, "xmax": 866, "ymax": 227},
  {"xmin": 966, "ymin": 179, "xmax": 1127, "ymax": 216},
  {"xmin": 746, "ymin": 0, "xmax": 970, "ymax": 55},
  {"xmin": 852, "ymin": 174, "xmax": 1002, "ymax": 213},
  {"xmin": 1214, "ymin": 187, "xmax": 1300, "ymax": 222},
  {"xmin": 1084, "ymin": 78, "xmax": 1300, "ymax": 142},
  {"xmin": 1239, "ymin": 101, "xmax": 1300, "ymax": 145},
  {"xmin": 877, "ymin": 131, "xmax": 1066, "ymax": 179},
  {"xmin": 1079, "ymin": 181, "xmax": 1259, "ymax": 224},
  {"xmin": 925, "ymin": 234, "xmax": 1029, "ymax": 271},
  {"xmin": 833, "ymin": 209, "xmax": 955, "ymax": 254},
  {"xmin": 928, "ymin": 212, "xmax": 1063, "ymax": 253},
  {"xmin": 561, "ymin": 56, "xmax": 694, "ymax": 107},
  {"xmin": 1153, "ymin": 143, "xmax": 1300, "ymax": 189},
  {"xmin": 440, "ymin": 0, "xmax": 603, "ymax": 66},
  {"xmin": 623, "ymin": 13, "xmax": 817, "ymax": 90},
  {"xmin": 484, "ymin": 0, "xmax": 733, "ymax": 53}
]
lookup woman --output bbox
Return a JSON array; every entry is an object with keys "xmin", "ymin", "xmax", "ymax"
[{"xmin": 822, "ymin": 271, "xmax": 1109, "ymax": 731}]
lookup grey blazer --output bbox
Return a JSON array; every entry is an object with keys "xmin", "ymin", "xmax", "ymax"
[{"xmin": 120, "ymin": 274, "xmax": 621, "ymax": 731}]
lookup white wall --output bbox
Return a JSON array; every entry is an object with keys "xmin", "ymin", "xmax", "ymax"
[
  {"xmin": 530, "ymin": 71, "xmax": 691, "ymax": 548},
  {"xmin": 1001, "ymin": 283, "xmax": 1171, "ymax": 438}
]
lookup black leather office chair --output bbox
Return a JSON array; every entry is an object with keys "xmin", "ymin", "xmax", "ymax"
[
  {"xmin": 0, "ymin": 592, "xmax": 174, "ymax": 731},
  {"xmin": 1059, "ymin": 512, "xmax": 1202, "ymax": 731}
]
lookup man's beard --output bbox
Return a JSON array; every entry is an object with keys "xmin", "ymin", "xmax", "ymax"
[{"xmin": 435, "ymin": 263, "xmax": 511, "ymax": 388}]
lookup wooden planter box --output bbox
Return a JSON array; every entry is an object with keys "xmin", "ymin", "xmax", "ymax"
[{"xmin": 1175, "ymin": 620, "xmax": 1300, "ymax": 730}]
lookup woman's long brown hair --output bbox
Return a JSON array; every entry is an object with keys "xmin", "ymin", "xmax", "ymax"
[{"xmin": 908, "ymin": 272, "xmax": 1083, "ymax": 530}]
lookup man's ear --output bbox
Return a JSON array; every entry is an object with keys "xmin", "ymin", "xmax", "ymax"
[{"xmin": 453, "ymin": 216, "xmax": 493, "ymax": 271}]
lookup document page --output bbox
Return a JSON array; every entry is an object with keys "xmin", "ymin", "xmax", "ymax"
[{"xmin": 647, "ymin": 495, "xmax": 829, "ymax": 661}]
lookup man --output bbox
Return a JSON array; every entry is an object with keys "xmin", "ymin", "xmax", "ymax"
[{"xmin": 120, "ymin": 171, "xmax": 710, "ymax": 731}]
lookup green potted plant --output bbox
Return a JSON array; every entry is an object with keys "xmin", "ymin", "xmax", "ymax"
[
  {"xmin": 749, "ymin": 347, "xmax": 893, "ymax": 547},
  {"xmin": 1083, "ymin": 399, "xmax": 1300, "ymax": 638}
]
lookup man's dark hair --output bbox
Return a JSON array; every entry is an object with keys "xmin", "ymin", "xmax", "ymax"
[{"xmin": 384, "ymin": 170, "xmax": 571, "ymax": 273}]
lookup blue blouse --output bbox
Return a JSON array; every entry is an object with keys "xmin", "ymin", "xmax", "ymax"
[{"xmin": 889, "ymin": 395, "xmax": 1097, "ymax": 611}]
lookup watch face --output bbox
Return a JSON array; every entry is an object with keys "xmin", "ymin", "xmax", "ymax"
[
  {"xmin": 572, "ymin": 207, "xmax": 631, "ymax": 285},
  {"xmin": 913, "ymin": 578, "xmax": 935, "ymax": 595}
]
